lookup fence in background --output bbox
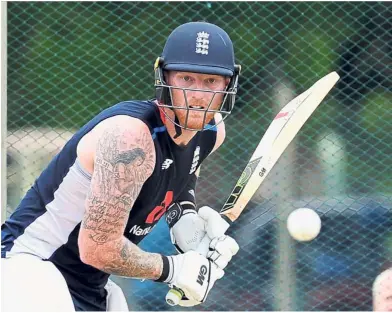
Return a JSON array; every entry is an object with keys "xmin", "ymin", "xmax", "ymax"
[{"xmin": 6, "ymin": 2, "xmax": 392, "ymax": 310}]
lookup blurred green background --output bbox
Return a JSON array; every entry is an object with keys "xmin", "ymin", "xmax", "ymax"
[{"xmin": 6, "ymin": 2, "xmax": 391, "ymax": 311}]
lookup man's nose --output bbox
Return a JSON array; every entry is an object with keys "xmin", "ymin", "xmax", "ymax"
[
  {"xmin": 186, "ymin": 82, "xmax": 213, "ymax": 100},
  {"xmin": 186, "ymin": 88, "xmax": 206, "ymax": 101}
]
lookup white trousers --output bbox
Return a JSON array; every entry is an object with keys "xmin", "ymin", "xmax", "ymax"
[{"xmin": 1, "ymin": 254, "xmax": 129, "ymax": 311}]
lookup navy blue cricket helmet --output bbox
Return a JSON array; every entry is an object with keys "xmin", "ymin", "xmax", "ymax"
[{"xmin": 154, "ymin": 21, "xmax": 241, "ymax": 131}]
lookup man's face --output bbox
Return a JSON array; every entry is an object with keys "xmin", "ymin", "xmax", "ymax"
[{"xmin": 166, "ymin": 71, "xmax": 230, "ymax": 130}]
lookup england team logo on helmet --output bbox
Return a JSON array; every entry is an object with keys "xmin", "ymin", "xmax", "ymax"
[{"xmin": 195, "ymin": 31, "xmax": 210, "ymax": 55}]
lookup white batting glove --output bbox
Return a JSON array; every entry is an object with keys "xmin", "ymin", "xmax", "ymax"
[
  {"xmin": 167, "ymin": 202, "xmax": 206, "ymax": 253},
  {"xmin": 159, "ymin": 251, "xmax": 224, "ymax": 306},
  {"xmin": 198, "ymin": 206, "xmax": 239, "ymax": 268},
  {"xmin": 198, "ymin": 205, "xmax": 231, "ymax": 238},
  {"xmin": 206, "ymin": 235, "xmax": 239, "ymax": 270},
  {"xmin": 169, "ymin": 205, "xmax": 239, "ymax": 270}
]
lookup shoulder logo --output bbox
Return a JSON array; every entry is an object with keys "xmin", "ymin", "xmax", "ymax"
[
  {"xmin": 162, "ymin": 159, "xmax": 173, "ymax": 170},
  {"xmin": 189, "ymin": 146, "xmax": 200, "ymax": 174},
  {"xmin": 196, "ymin": 31, "xmax": 210, "ymax": 55}
]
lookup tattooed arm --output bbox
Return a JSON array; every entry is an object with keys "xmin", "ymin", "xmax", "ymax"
[
  {"xmin": 78, "ymin": 116, "xmax": 162, "ymax": 280},
  {"xmin": 78, "ymin": 116, "xmax": 228, "ymax": 305}
]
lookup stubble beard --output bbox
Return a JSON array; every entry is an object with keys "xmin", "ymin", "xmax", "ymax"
[{"xmin": 173, "ymin": 108, "xmax": 216, "ymax": 130}]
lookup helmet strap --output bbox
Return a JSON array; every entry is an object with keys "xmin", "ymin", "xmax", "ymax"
[{"xmin": 173, "ymin": 114, "xmax": 182, "ymax": 138}]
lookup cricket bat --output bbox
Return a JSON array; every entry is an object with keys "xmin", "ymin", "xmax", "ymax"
[{"xmin": 166, "ymin": 71, "xmax": 340, "ymax": 306}]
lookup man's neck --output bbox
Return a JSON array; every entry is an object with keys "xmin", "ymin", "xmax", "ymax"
[{"xmin": 165, "ymin": 120, "xmax": 197, "ymax": 147}]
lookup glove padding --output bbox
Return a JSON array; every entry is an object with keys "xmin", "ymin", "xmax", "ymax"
[
  {"xmin": 168, "ymin": 203, "xmax": 206, "ymax": 253},
  {"xmin": 166, "ymin": 251, "xmax": 224, "ymax": 307},
  {"xmin": 198, "ymin": 205, "xmax": 230, "ymax": 238},
  {"xmin": 170, "ymin": 205, "xmax": 239, "ymax": 269},
  {"xmin": 206, "ymin": 235, "xmax": 239, "ymax": 270},
  {"xmin": 169, "ymin": 205, "xmax": 230, "ymax": 254}
]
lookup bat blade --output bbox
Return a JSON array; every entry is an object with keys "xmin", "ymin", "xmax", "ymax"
[{"xmin": 220, "ymin": 71, "xmax": 340, "ymax": 222}]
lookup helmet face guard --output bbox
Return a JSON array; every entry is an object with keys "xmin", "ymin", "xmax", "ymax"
[{"xmin": 154, "ymin": 57, "xmax": 241, "ymax": 131}]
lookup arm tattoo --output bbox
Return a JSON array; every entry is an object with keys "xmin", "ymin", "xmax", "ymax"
[
  {"xmin": 80, "ymin": 122, "xmax": 161, "ymax": 279},
  {"xmin": 100, "ymin": 239, "xmax": 163, "ymax": 280}
]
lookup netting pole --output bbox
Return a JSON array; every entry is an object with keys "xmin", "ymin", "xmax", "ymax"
[
  {"xmin": 1, "ymin": 1, "xmax": 6, "ymax": 224},
  {"xmin": 255, "ymin": 64, "xmax": 298, "ymax": 310},
  {"xmin": 270, "ymin": 75, "xmax": 297, "ymax": 311}
]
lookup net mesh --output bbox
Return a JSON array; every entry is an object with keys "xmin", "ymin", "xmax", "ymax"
[{"xmin": 6, "ymin": 2, "xmax": 392, "ymax": 311}]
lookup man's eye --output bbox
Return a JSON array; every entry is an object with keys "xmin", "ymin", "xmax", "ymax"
[
  {"xmin": 183, "ymin": 76, "xmax": 192, "ymax": 82},
  {"xmin": 207, "ymin": 78, "xmax": 216, "ymax": 84}
]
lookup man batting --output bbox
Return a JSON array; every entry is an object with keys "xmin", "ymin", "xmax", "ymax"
[{"xmin": 1, "ymin": 21, "xmax": 240, "ymax": 311}]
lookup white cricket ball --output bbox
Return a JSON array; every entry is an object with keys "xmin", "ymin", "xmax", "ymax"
[{"xmin": 287, "ymin": 208, "xmax": 321, "ymax": 242}]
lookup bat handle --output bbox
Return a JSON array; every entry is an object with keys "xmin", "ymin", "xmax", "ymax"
[{"xmin": 166, "ymin": 287, "xmax": 184, "ymax": 306}]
